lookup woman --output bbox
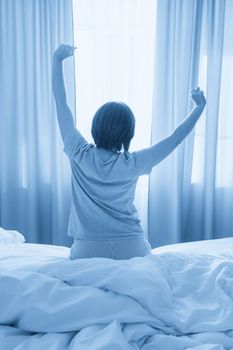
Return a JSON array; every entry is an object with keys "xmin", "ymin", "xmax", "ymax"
[{"xmin": 52, "ymin": 44, "xmax": 206, "ymax": 260}]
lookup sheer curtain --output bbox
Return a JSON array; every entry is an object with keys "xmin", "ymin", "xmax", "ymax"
[
  {"xmin": 148, "ymin": 0, "xmax": 233, "ymax": 248},
  {"xmin": 188, "ymin": 0, "xmax": 233, "ymax": 241},
  {"xmin": 148, "ymin": 0, "xmax": 202, "ymax": 247},
  {"xmin": 72, "ymin": 0, "xmax": 156, "ymax": 238},
  {"xmin": 0, "ymin": 0, "xmax": 75, "ymax": 246}
]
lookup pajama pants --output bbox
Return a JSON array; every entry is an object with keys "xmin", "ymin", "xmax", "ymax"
[{"xmin": 70, "ymin": 235, "xmax": 152, "ymax": 260}]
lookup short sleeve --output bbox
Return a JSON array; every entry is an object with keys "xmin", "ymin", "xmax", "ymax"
[
  {"xmin": 131, "ymin": 148, "xmax": 154, "ymax": 176},
  {"xmin": 63, "ymin": 128, "xmax": 88, "ymax": 158}
]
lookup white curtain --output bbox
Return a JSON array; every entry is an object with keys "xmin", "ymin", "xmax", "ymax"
[
  {"xmin": 72, "ymin": 0, "xmax": 156, "ymax": 238},
  {"xmin": 0, "ymin": 0, "xmax": 75, "ymax": 246},
  {"xmin": 189, "ymin": 0, "xmax": 233, "ymax": 241},
  {"xmin": 148, "ymin": 0, "xmax": 233, "ymax": 247}
]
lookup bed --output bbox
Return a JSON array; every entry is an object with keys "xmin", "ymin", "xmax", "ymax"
[{"xmin": 1, "ymin": 234, "xmax": 233, "ymax": 349}]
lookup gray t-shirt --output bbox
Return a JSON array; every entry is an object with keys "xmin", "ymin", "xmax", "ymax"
[{"xmin": 63, "ymin": 128, "xmax": 153, "ymax": 240}]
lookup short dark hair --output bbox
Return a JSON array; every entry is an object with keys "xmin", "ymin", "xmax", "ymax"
[{"xmin": 91, "ymin": 102, "xmax": 135, "ymax": 152}]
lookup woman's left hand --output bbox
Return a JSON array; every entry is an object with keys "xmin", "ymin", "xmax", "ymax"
[
  {"xmin": 54, "ymin": 44, "xmax": 76, "ymax": 61},
  {"xmin": 190, "ymin": 87, "xmax": 206, "ymax": 108}
]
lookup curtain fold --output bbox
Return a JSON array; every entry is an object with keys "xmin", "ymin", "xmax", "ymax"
[
  {"xmin": 149, "ymin": 0, "xmax": 233, "ymax": 248},
  {"xmin": 203, "ymin": 0, "xmax": 225, "ymax": 239},
  {"xmin": 187, "ymin": 0, "xmax": 232, "ymax": 242},
  {"xmin": 148, "ymin": 0, "xmax": 203, "ymax": 247},
  {"xmin": 0, "ymin": 0, "xmax": 75, "ymax": 246}
]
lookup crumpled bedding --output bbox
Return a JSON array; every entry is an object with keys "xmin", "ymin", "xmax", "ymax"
[{"xmin": 1, "ymin": 241, "xmax": 233, "ymax": 349}]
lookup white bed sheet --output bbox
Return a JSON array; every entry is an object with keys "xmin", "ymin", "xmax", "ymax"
[{"xmin": 152, "ymin": 237, "xmax": 233, "ymax": 254}]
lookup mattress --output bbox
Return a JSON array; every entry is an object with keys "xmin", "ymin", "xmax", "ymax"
[{"xmin": 1, "ymin": 237, "xmax": 233, "ymax": 349}]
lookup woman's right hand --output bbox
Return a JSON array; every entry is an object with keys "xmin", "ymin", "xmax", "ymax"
[
  {"xmin": 191, "ymin": 87, "xmax": 206, "ymax": 108},
  {"xmin": 53, "ymin": 44, "xmax": 76, "ymax": 61}
]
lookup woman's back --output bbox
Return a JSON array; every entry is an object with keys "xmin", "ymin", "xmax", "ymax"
[{"xmin": 64, "ymin": 129, "xmax": 153, "ymax": 242}]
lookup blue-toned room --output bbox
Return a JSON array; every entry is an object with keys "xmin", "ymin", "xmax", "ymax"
[{"xmin": 1, "ymin": 0, "xmax": 233, "ymax": 348}]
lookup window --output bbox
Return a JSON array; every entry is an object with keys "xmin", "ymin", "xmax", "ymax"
[{"xmin": 72, "ymin": 0, "xmax": 156, "ymax": 152}]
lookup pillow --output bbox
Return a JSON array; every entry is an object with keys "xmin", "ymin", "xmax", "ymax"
[{"xmin": 0, "ymin": 227, "xmax": 25, "ymax": 245}]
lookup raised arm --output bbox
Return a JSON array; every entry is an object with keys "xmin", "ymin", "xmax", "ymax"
[
  {"xmin": 148, "ymin": 88, "xmax": 206, "ymax": 166},
  {"xmin": 172, "ymin": 88, "xmax": 206, "ymax": 145},
  {"xmin": 52, "ymin": 44, "xmax": 77, "ymax": 142}
]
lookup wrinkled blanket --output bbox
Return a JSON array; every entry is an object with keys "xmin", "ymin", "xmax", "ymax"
[{"xmin": 1, "ymin": 244, "xmax": 233, "ymax": 349}]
